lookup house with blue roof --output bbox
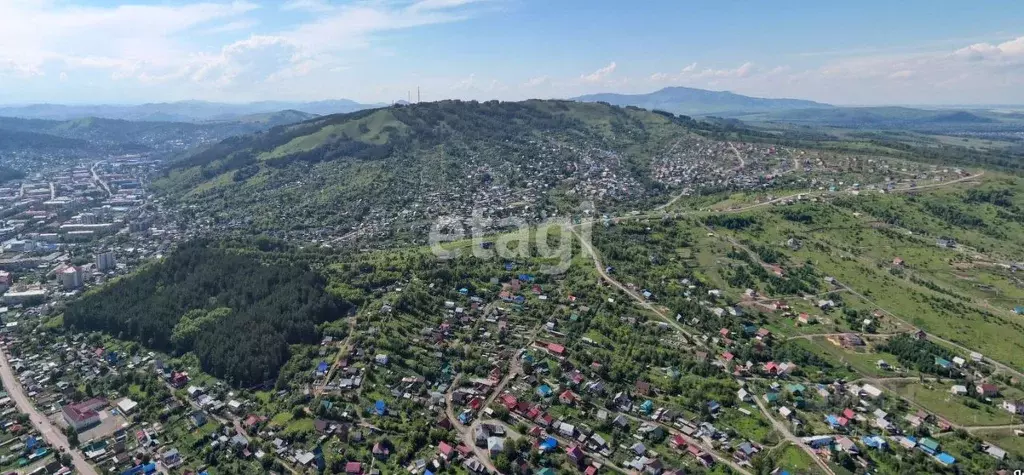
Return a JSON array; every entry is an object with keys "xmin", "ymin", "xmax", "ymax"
[
  {"xmin": 935, "ymin": 452, "xmax": 955, "ymax": 466},
  {"xmin": 539, "ymin": 437, "xmax": 558, "ymax": 452},
  {"xmin": 374, "ymin": 400, "xmax": 387, "ymax": 416},
  {"xmin": 316, "ymin": 361, "xmax": 329, "ymax": 376},
  {"xmin": 707, "ymin": 400, "xmax": 721, "ymax": 413},
  {"xmin": 826, "ymin": 415, "xmax": 841, "ymax": 428},
  {"xmin": 861, "ymin": 435, "xmax": 887, "ymax": 450},
  {"xmin": 513, "ymin": 295, "xmax": 526, "ymax": 304},
  {"xmin": 640, "ymin": 400, "xmax": 654, "ymax": 414},
  {"xmin": 504, "ymin": 262, "xmax": 515, "ymax": 271},
  {"xmin": 518, "ymin": 274, "xmax": 534, "ymax": 282},
  {"xmin": 536, "ymin": 385, "xmax": 552, "ymax": 397},
  {"xmin": 860, "ymin": 434, "xmax": 884, "ymax": 448},
  {"xmin": 459, "ymin": 288, "xmax": 469, "ymax": 295},
  {"xmin": 934, "ymin": 357, "xmax": 952, "ymax": 369},
  {"xmin": 121, "ymin": 463, "xmax": 157, "ymax": 475}
]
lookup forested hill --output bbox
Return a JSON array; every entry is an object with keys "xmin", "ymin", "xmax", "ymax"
[
  {"xmin": 64, "ymin": 240, "xmax": 352, "ymax": 387},
  {"xmin": 155, "ymin": 100, "xmax": 698, "ymax": 234}
]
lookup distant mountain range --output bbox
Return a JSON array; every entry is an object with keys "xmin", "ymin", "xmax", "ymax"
[
  {"xmin": 0, "ymin": 100, "xmax": 379, "ymax": 123},
  {"xmin": 572, "ymin": 87, "xmax": 1021, "ymax": 130},
  {"xmin": 0, "ymin": 110, "xmax": 322, "ymax": 156},
  {"xmin": 573, "ymin": 86, "xmax": 833, "ymax": 116}
]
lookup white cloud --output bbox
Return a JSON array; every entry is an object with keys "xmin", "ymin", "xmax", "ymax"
[
  {"xmin": 580, "ymin": 62, "xmax": 617, "ymax": 83},
  {"xmin": 522, "ymin": 76, "xmax": 550, "ymax": 88},
  {"xmin": 0, "ymin": 0, "xmax": 485, "ymax": 101}
]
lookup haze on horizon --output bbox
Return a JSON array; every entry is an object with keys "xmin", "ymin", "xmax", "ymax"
[{"xmin": 1, "ymin": 0, "xmax": 1023, "ymax": 107}]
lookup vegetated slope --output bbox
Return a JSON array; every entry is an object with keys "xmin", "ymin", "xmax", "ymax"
[
  {"xmin": 232, "ymin": 110, "xmax": 318, "ymax": 127},
  {"xmin": 573, "ymin": 86, "xmax": 832, "ymax": 115},
  {"xmin": 0, "ymin": 128, "xmax": 91, "ymax": 151},
  {"xmin": 155, "ymin": 100, "xmax": 692, "ymax": 234},
  {"xmin": 64, "ymin": 240, "xmax": 351, "ymax": 386},
  {"xmin": 0, "ymin": 114, "xmax": 317, "ymax": 156}
]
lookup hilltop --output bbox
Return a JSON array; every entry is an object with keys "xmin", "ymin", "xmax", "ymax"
[{"xmin": 156, "ymin": 100, "xmax": 706, "ymax": 236}]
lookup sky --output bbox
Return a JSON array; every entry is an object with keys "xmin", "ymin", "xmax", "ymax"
[{"xmin": 1, "ymin": 0, "xmax": 1024, "ymax": 106}]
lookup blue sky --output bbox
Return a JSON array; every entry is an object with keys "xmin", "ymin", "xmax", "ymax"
[{"xmin": 1, "ymin": 0, "xmax": 1023, "ymax": 105}]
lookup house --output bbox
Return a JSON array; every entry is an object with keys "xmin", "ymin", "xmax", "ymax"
[
  {"xmin": 836, "ymin": 436, "xmax": 858, "ymax": 454},
  {"xmin": 566, "ymin": 445, "xmax": 585, "ymax": 466},
  {"xmin": 977, "ymin": 383, "xmax": 999, "ymax": 398},
  {"xmin": 438, "ymin": 441, "xmax": 455, "ymax": 461},
  {"xmin": 62, "ymin": 397, "xmax": 106, "ymax": 432},
  {"xmin": 345, "ymin": 461, "xmax": 363, "ymax": 474},
  {"xmin": 189, "ymin": 411, "xmax": 208, "ymax": 428},
  {"xmin": 669, "ymin": 434, "xmax": 687, "ymax": 450},
  {"xmin": 892, "ymin": 257, "xmax": 904, "ymax": 267},
  {"xmin": 934, "ymin": 357, "xmax": 952, "ymax": 369},
  {"xmin": 539, "ymin": 437, "xmax": 558, "ymax": 453},
  {"xmin": 161, "ymin": 448, "xmax": 182, "ymax": 468},
  {"xmin": 861, "ymin": 384, "xmax": 883, "ymax": 398},
  {"xmin": 487, "ymin": 437, "xmax": 504, "ymax": 456},
  {"xmin": 559, "ymin": 390, "xmax": 578, "ymax": 405},
  {"xmin": 372, "ymin": 442, "xmax": 390, "ymax": 460},
  {"xmin": 918, "ymin": 437, "xmax": 940, "ymax": 455},
  {"xmin": 986, "ymin": 444, "xmax": 1007, "ymax": 460},
  {"xmin": 935, "ymin": 453, "xmax": 955, "ymax": 466},
  {"xmin": 950, "ymin": 385, "xmax": 968, "ymax": 396},
  {"xmin": 861, "ymin": 435, "xmax": 887, "ymax": 450},
  {"xmin": 737, "ymin": 388, "xmax": 751, "ymax": 402},
  {"xmin": 1002, "ymin": 400, "xmax": 1024, "ymax": 414}
]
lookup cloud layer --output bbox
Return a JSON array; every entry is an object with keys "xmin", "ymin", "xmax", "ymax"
[{"xmin": 1, "ymin": 1, "xmax": 1023, "ymax": 105}]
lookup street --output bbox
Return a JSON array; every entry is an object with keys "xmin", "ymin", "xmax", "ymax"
[{"xmin": 0, "ymin": 346, "xmax": 99, "ymax": 475}]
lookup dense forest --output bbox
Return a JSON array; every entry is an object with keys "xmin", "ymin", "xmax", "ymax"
[{"xmin": 64, "ymin": 240, "xmax": 351, "ymax": 386}]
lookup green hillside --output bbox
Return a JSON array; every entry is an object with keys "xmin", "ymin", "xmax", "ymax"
[{"xmin": 155, "ymin": 100, "xmax": 693, "ymax": 232}]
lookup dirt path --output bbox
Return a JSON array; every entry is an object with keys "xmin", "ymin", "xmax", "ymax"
[{"xmin": 752, "ymin": 393, "xmax": 836, "ymax": 475}]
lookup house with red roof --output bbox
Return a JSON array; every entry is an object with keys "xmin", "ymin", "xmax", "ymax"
[
  {"xmin": 344, "ymin": 461, "xmax": 362, "ymax": 474},
  {"xmin": 721, "ymin": 352, "xmax": 734, "ymax": 362},
  {"xmin": 977, "ymin": 383, "xmax": 999, "ymax": 398},
  {"xmin": 500, "ymin": 393, "xmax": 518, "ymax": 410},
  {"xmin": 559, "ymin": 390, "xmax": 578, "ymax": 406},
  {"xmin": 763, "ymin": 362, "xmax": 779, "ymax": 375},
  {"xmin": 439, "ymin": 441, "xmax": 455, "ymax": 461},
  {"xmin": 842, "ymin": 408, "xmax": 856, "ymax": 420},
  {"xmin": 62, "ymin": 397, "xmax": 107, "ymax": 432},
  {"xmin": 546, "ymin": 342, "xmax": 566, "ymax": 356}
]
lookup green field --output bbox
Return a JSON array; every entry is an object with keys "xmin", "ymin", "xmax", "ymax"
[{"xmin": 887, "ymin": 382, "xmax": 1019, "ymax": 426}]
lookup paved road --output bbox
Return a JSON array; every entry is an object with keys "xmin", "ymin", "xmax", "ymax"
[
  {"xmin": 0, "ymin": 347, "xmax": 98, "ymax": 475},
  {"xmin": 91, "ymin": 161, "xmax": 112, "ymax": 197}
]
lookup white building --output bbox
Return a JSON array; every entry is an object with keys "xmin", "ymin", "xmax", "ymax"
[
  {"xmin": 96, "ymin": 251, "xmax": 116, "ymax": 272},
  {"xmin": 61, "ymin": 266, "xmax": 83, "ymax": 289}
]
